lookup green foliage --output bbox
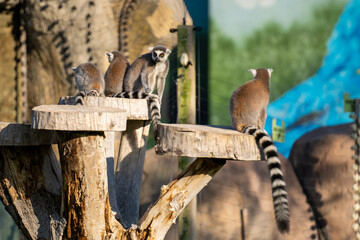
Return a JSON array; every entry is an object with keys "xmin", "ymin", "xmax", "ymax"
[{"xmin": 209, "ymin": 1, "xmax": 346, "ymax": 125}]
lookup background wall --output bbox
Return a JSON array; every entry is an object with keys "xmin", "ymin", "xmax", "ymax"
[{"xmin": 208, "ymin": 0, "xmax": 352, "ymax": 157}]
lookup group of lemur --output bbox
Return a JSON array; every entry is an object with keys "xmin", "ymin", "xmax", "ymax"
[
  {"xmin": 72, "ymin": 45, "xmax": 290, "ymax": 234},
  {"xmin": 72, "ymin": 45, "xmax": 171, "ymax": 140}
]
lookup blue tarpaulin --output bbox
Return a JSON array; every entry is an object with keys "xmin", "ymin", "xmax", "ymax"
[{"xmin": 265, "ymin": 0, "xmax": 360, "ymax": 157}]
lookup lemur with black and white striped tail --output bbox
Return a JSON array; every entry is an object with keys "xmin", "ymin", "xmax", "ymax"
[
  {"xmin": 114, "ymin": 46, "xmax": 171, "ymax": 141},
  {"xmin": 229, "ymin": 68, "xmax": 290, "ymax": 233},
  {"xmin": 72, "ymin": 63, "xmax": 105, "ymax": 105}
]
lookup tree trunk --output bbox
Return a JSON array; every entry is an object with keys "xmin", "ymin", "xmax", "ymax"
[{"xmin": 0, "ymin": 0, "xmax": 192, "ymax": 122}]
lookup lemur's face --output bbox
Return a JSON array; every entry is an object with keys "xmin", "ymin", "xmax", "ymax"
[{"xmin": 150, "ymin": 46, "xmax": 171, "ymax": 63}]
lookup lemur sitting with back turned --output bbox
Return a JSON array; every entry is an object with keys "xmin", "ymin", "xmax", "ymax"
[
  {"xmin": 114, "ymin": 45, "xmax": 172, "ymax": 141},
  {"xmin": 104, "ymin": 51, "xmax": 129, "ymax": 97},
  {"xmin": 229, "ymin": 68, "xmax": 290, "ymax": 233},
  {"xmin": 72, "ymin": 63, "xmax": 105, "ymax": 105}
]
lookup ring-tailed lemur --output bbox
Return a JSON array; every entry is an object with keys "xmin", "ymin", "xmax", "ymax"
[
  {"xmin": 72, "ymin": 63, "xmax": 105, "ymax": 105},
  {"xmin": 229, "ymin": 68, "xmax": 290, "ymax": 233},
  {"xmin": 115, "ymin": 45, "xmax": 171, "ymax": 141},
  {"xmin": 104, "ymin": 51, "xmax": 129, "ymax": 96}
]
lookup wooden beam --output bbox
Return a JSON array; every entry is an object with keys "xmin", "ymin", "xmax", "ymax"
[
  {"xmin": 155, "ymin": 123, "xmax": 263, "ymax": 161},
  {"xmin": 138, "ymin": 158, "xmax": 226, "ymax": 240},
  {"xmin": 32, "ymin": 105, "xmax": 127, "ymax": 132}
]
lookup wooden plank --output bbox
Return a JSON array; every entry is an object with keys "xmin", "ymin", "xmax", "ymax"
[
  {"xmin": 32, "ymin": 105, "xmax": 127, "ymax": 131},
  {"xmin": 0, "ymin": 122, "xmax": 56, "ymax": 146},
  {"xmin": 59, "ymin": 96, "xmax": 150, "ymax": 120},
  {"xmin": 155, "ymin": 123, "xmax": 263, "ymax": 161}
]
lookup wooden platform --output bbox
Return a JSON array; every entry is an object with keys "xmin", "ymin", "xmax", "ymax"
[
  {"xmin": 0, "ymin": 122, "xmax": 56, "ymax": 146},
  {"xmin": 155, "ymin": 123, "xmax": 263, "ymax": 161},
  {"xmin": 0, "ymin": 99, "xmax": 267, "ymax": 239},
  {"xmin": 32, "ymin": 105, "xmax": 127, "ymax": 131}
]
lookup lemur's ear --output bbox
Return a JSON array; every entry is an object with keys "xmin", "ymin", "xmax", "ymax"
[
  {"xmin": 166, "ymin": 49, "xmax": 172, "ymax": 54},
  {"xmin": 148, "ymin": 47, "xmax": 154, "ymax": 51},
  {"xmin": 105, "ymin": 52, "xmax": 114, "ymax": 62},
  {"xmin": 248, "ymin": 69, "xmax": 256, "ymax": 77}
]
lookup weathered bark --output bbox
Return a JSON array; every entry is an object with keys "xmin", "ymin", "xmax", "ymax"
[{"xmin": 57, "ymin": 131, "xmax": 123, "ymax": 239}]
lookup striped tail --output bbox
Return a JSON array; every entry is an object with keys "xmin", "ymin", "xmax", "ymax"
[
  {"xmin": 113, "ymin": 91, "xmax": 150, "ymax": 99},
  {"xmin": 75, "ymin": 90, "xmax": 100, "ymax": 105},
  {"xmin": 243, "ymin": 125, "xmax": 290, "ymax": 233},
  {"xmin": 75, "ymin": 91, "xmax": 86, "ymax": 105},
  {"xmin": 113, "ymin": 91, "xmax": 162, "ymax": 142},
  {"xmin": 148, "ymin": 96, "xmax": 161, "ymax": 142}
]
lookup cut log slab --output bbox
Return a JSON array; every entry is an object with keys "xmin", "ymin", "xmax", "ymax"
[
  {"xmin": 59, "ymin": 96, "xmax": 150, "ymax": 120},
  {"xmin": 32, "ymin": 105, "xmax": 127, "ymax": 131},
  {"xmin": 155, "ymin": 124, "xmax": 263, "ymax": 161},
  {"xmin": 0, "ymin": 122, "xmax": 56, "ymax": 146}
]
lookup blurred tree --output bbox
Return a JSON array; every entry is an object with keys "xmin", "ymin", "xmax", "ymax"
[
  {"xmin": 0, "ymin": 0, "xmax": 192, "ymax": 122},
  {"xmin": 209, "ymin": 1, "xmax": 346, "ymax": 125},
  {"xmin": 0, "ymin": 0, "xmax": 193, "ymax": 238}
]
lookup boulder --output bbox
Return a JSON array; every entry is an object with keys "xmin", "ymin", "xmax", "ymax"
[{"xmin": 289, "ymin": 123, "xmax": 354, "ymax": 239}]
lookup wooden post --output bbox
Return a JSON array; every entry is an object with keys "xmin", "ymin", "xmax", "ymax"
[
  {"xmin": 58, "ymin": 96, "xmax": 151, "ymax": 227},
  {"xmin": 177, "ymin": 25, "xmax": 197, "ymax": 239},
  {"xmin": 32, "ymin": 105, "xmax": 127, "ymax": 239},
  {"xmin": 177, "ymin": 25, "xmax": 196, "ymax": 124}
]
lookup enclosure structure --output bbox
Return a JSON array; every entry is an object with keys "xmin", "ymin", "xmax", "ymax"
[{"xmin": 0, "ymin": 96, "xmax": 262, "ymax": 239}]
